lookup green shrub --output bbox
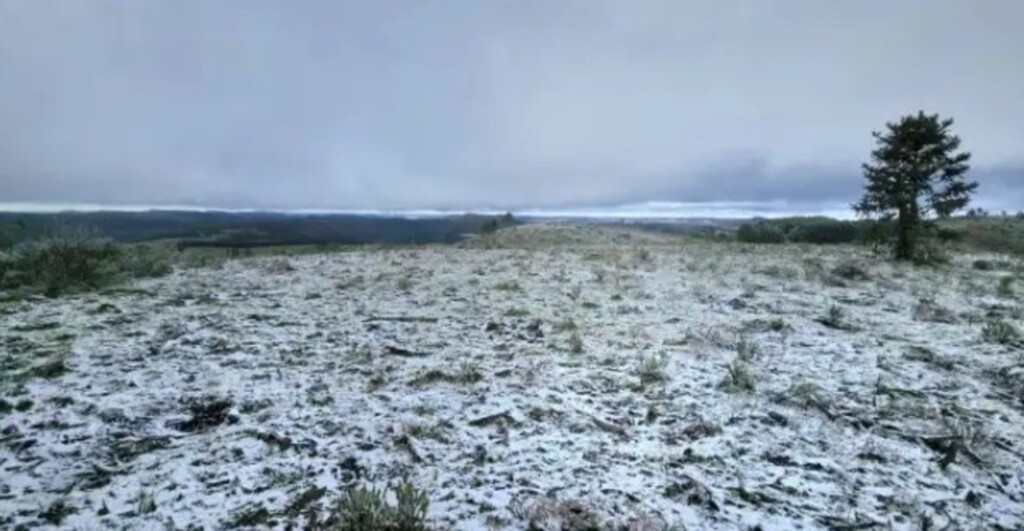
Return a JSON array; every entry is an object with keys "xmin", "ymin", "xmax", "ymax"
[
  {"xmin": 2, "ymin": 231, "xmax": 120, "ymax": 295},
  {"xmin": 326, "ymin": 481, "xmax": 431, "ymax": 531},
  {"xmin": 0, "ymin": 221, "xmax": 27, "ymax": 251},
  {"xmin": 0, "ymin": 230, "xmax": 172, "ymax": 296},
  {"xmin": 912, "ymin": 239, "xmax": 950, "ymax": 266},
  {"xmin": 736, "ymin": 223, "xmax": 785, "ymax": 244},
  {"xmin": 568, "ymin": 330, "xmax": 584, "ymax": 354},
  {"xmin": 790, "ymin": 220, "xmax": 860, "ymax": 244},
  {"xmin": 935, "ymin": 227, "xmax": 962, "ymax": 242},
  {"xmin": 118, "ymin": 244, "xmax": 174, "ymax": 278},
  {"xmin": 637, "ymin": 354, "xmax": 667, "ymax": 385},
  {"xmin": 982, "ymin": 320, "xmax": 1020, "ymax": 345},
  {"xmin": 723, "ymin": 359, "xmax": 756, "ymax": 392},
  {"xmin": 972, "ymin": 259, "xmax": 998, "ymax": 271},
  {"xmin": 737, "ymin": 218, "xmax": 864, "ymax": 245},
  {"xmin": 997, "ymin": 276, "xmax": 1016, "ymax": 298},
  {"xmin": 831, "ymin": 261, "xmax": 870, "ymax": 281}
]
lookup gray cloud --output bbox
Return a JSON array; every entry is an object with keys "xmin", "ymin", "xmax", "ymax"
[{"xmin": 2, "ymin": 0, "xmax": 1022, "ymax": 213}]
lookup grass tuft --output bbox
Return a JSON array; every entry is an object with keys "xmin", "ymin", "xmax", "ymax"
[
  {"xmin": 981, "ymin": 319, "xmax": 1021, "ymax": 345},
  {"xmin": 567, "ymin": 330, "xmax": 584, "ymax": 354},
  {"xmin": 722, "ymin": 359, "xmax": 756, "ymax": 392},
  {"xmin": 326, "ymin": 481, "xmax": 431, "ymax": 531},
  {"xmin": 637, "ymin": 354, "xmax": 667, "ymax": 385}
]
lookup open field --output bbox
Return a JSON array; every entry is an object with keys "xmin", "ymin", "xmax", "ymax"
[{"xmin": 2, "ymin": 224, "xmax": 1023, "ymax": 529}]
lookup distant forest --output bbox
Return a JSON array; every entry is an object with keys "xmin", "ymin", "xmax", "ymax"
[{"xmin": 0, "ymin": 211, "xmax": 517, "ymax": 248}]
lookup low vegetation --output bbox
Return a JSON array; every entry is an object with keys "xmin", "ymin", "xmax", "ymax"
[
  {"xmin": 325, "ymin": 482, "xmax": 431, "ymax": 531},
  {"xmin": 981, "ymin": 319, "xmax": 1021, "ymax": 345},
  {"xmin": 735, "ymin": 215, "xmax": 1024, "ymax": 257},
  {"xmin": 0, "ymin": 229, "xmax": 173, "ymax": 297},
  {"xmin": 736, "ymin": 217, "xmax": 862, "ymax": 244}
]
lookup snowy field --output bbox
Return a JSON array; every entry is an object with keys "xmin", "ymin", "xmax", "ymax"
[{"xmin": 2, "ymin": 224, "xmax": 1023, "ymax": 530}]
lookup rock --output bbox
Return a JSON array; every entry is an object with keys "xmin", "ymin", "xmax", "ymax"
[
  {"xmin": 728, "ymin": 298, "xmax": 748, "ymax": 310},
  {"xmin": 337, "ymin": 456, "xmax": 363, "ymax": 484},
  {"xmin": 170, "ymin": 395, "xmax": 235, "ymax": 432},
  {"xmin": 525, "ymin": 319, "xmax": 544, "ymax": 338},
  {"xmin": 664, "ymin": 475, "xmax": 719, "ymax": 513},
  {"xmin": 98, "ymin": 408, "xmax": 130, "ymax": 424}
]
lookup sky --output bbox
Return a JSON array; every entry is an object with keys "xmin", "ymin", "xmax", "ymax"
[{"xmin": 1, "ymin": 0, "xmax": 1022, "ymax": 216}]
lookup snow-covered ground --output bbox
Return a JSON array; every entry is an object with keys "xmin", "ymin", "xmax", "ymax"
[{"xmin": 2, "ymin": 224, "xmax": 1023, "ymax": 530}]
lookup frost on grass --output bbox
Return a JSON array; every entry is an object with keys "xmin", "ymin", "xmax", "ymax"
[{"xmin": 1, "ymin": 224, "xmax": 1023, "ymax": 530}]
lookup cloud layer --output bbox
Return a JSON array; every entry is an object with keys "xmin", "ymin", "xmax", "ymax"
[{"xmin": 2, "ymin": 1, "xmax": 1022, "ymax": 213}]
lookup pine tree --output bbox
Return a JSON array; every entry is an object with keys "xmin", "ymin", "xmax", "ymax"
[{"xmin": 854, "ymin": 111, "xmax": 976, "ymax": 260}]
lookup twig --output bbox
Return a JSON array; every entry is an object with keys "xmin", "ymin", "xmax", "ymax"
[
  {"xmin": 468, "ymin": 411, "xmax": 516, "ymax": 428},
  {"xmin": 384, "ymin": 345, "xmax": 431, "ymax": 357},
  {"xmin": 366, "ymin": 316, "xmax": 439, "ymax": 323},
  {"xmin": 588, "ymin": 414, "xmax": 629, "ymax": 438},
  {"xmin": 394, "ymin": 434, "xmax": 422, "ymax": 463}
]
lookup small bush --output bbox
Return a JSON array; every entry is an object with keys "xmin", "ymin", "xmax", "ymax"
[
  {"xmin": 2, "ymin": 231, "xmax": 120, "ymax": 295},
  {"xmin": 178, "ymin": 249, "xmax": 227, "ymax": 270},
  {"xmin": 912, "ymin": 239, "xmax": 950, "ymax": 266},
  {"xmin": 775, "ymin": 382, "xmax": 832, "ymax": 414},
  {"xmin": 118, "ymin": 244, "xmax": 174, "ymax": 278},
  {"xmin": 816, "ymin": 305, "xmax": 848, "ymax": 330},
  {"xmin": 229, "ymin": 505, "xmax": 273, "ymax": 528},
  {"xmin": 637, "ymin": 354, "xmax": 667, "ymax": 385},
  {"xmin": 913, "ymin": 298, "xmax": 958, "ymax": 324},
  {"xmin": 756, "ymin": 264, "xmax": 800, "ymax": 280},
  {"xmin": 735, "ymin": 336, "xmax": 759, "ymax": 362},
  {"xmin": 133, "ymin": 489, "xmax": 157, "ymax": 515},
  {"xmin": 265, "ymin": 258, "xmax": 296, "ymax": 274},
  {"xmin": 0, "ymin": 230, "xmax": 172, "ymax": 296},
  {"xmin": 326, "ymin": 481, "xmax": 431, "ymax": 531},
  {"xmin": 972, "ymin": 259, "xmax": 997, "ymax": 271},
  {"xmin": 511, "ymin": 497, "xmax": 601, "ymax": 531},
  {"xmin": 903, "ymin": 345, "xmax": 956, "ymax": 370},
  {"xmin": 936, "ymin": 227, "xmax": 963, "ymax": 243},
  {"xmin": 790, "ymin": 220, "xmax": 861, "ymax": 244},
  {"xmin": 831, "ymin": 262, "xmax": 870, "ymax": 281},
  {"xmin": 26, "ymin": 357, "xmax": 69, "ymax": 379},
  {"xmin": 40, "ymin": 499, "xmax": 77, "ymax": 526},
  {"xmin": 736, "ymin": 223, "xmax": 785, "ymax": 244},
  {"xmin": 981, "ymin": 320, "xmax": 1021, "ymax": 345},
  {"xmin": 455, "ymin": 362, "xmax": 484, "ymax": 385},
  {"xmin": 722, "ymin": 359, "xmax": 755, "ymax": 392},
  {"xmin": 997, "ymin": 276, "xmax": 1016, "ymax": 298},
  {"xmin": 567, "ymin": 330, "xmax": 584, "ymax": 354}
]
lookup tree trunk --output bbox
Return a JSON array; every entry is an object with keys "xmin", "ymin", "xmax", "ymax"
[{"xmin": 895, "ymin": 208, "xmax": 914, "ymax": 260}]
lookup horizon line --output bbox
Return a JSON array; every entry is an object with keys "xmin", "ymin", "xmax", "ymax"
[{"xmin": 0, "ymin": 200, "xmax": 857, "ymax": 220}]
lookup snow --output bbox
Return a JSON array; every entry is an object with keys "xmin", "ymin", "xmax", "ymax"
[{"xmin": 1, "ymin": 224, "xmax": 1022, "ymax": 529}]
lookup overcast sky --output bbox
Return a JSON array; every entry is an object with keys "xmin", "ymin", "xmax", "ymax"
[{"xmin": 1, "ymin": 1, "xmax": 1022, "ymax": 214}]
